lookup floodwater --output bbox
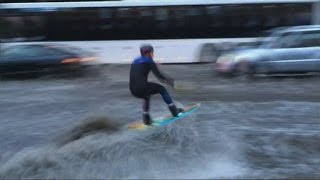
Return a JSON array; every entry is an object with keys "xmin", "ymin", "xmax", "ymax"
[{"xmin": 0, "ymin": 64, "xmax": 319, "ymax": 179}]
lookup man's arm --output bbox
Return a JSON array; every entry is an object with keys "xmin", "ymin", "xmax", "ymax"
[{"xmin": 150, "ymin": 62, "xmax": 174, "ymax": 87}]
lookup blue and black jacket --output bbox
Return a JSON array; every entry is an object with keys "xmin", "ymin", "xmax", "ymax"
[{"xmin": 130, "ymin": 56, "xmax": 172, "ymax": 95}]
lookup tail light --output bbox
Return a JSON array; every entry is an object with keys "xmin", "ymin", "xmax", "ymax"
[
  {"xmin": 62, "ymin": 57, "xmax": 97, "ymax": 64},
  {"xmin": 62, "ymin": 58, "xmax": 81, "ymax": 64},
  {"xmin": 80, "ymin": 57, "xmax": 97, "ymax": 62}
]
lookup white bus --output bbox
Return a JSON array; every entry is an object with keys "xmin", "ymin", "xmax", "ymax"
[{"xmin": 1, "ymin": 0, "xmax": 319, "ymax": 63}]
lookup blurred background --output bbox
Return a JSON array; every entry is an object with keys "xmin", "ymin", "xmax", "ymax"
[{"xmin": 0, "ymin": 0, "xmax": 320, "ymax": 179}]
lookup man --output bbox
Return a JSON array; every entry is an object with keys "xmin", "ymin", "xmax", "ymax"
[{"xmin": 130, "ymin": 44, "xmax": 183, "ymax": 125}]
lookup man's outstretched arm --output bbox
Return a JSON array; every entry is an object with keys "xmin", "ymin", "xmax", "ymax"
[{"xmin": 150, "ymin": 62, "xmax": 174, "ymax": 87}]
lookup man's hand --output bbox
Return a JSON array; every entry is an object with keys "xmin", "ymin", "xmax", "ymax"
[{"xmin": 164, "ymin": 78, "xmax": 174, "ymax": 87}]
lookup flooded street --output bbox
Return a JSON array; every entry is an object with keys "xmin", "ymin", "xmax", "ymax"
[{"xmin": 0, "ymin": 64, "xmax": 319, "ymax": 179}]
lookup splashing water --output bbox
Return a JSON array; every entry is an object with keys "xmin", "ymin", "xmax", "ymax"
[{"xmin": 0, "ymin": 115, "xmax": 247, "ymax": 179}]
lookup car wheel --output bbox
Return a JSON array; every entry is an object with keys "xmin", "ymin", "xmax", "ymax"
[
  {"xmin": 236, "ymin": 61, "xmax": 256, "ymax": 78},
  {"xmin": 199, "ymin": 43, "xmax": 220, "ymax": 63}
]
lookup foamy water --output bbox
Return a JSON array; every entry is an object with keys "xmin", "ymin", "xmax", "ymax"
[
  {"xmin": 0, "ymin": 64, "xmax": 319, "ymax": 179},
  {"xmin": 0, "ymin": 115, "xmax": 247, "ymax": 179}
]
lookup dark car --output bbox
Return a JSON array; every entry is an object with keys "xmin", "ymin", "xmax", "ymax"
[
  {"xmin": 215, "ymin": 25, "xmax": 320, "ymax": 76},
  {"xmin": 0, "ymin": 44, "xmax": 98, "ymax": 76}
]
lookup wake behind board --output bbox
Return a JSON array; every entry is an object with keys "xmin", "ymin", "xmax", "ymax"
[{"xmin": 128, "ymin": 103, "xmax": 200, "ymax": 130}]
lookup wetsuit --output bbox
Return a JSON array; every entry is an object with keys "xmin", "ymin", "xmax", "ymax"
[{"xmin": 130, "ymin": 56, "xmax": 174, "ymax": 112}]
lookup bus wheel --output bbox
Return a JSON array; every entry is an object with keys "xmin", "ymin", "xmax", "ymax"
[{"xmin": 199, "ymin": 43, "xmax": 220, "ymax": 63}]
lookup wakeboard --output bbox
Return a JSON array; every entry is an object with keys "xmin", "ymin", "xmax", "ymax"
[{"xmin": 128, "ymin": 103, "xmax": 200, "ymax": 130}]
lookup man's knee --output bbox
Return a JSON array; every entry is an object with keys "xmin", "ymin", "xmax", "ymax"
[
  {"xmin": 147, "ymin": 83, "xmax": 165, "ymax": 95},
  {"xmin": 131, "ymin": 91, "xmax": 144, "ymax": 99},
  {"xmin": 159, "ymin": 85, "xmax": 166, "ymax": 93}
]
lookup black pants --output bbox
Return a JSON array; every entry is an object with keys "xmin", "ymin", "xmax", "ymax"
[{"xmin": 131, "ymin": 82, "xmax": 173, "ymax": 112}]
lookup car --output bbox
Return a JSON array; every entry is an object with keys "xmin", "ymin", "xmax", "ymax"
[
  {"xmin": 0, "ymin": 44, "xmax": 98, "ymax": 76},
  {"xmin": 214, "ymin": 25, "xmax": 320, "ymax": 76}
]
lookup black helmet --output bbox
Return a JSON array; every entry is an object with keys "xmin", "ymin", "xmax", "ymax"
[{"xmin": 140, "ymin": 44, "xmax": 154, "ymax": 55}]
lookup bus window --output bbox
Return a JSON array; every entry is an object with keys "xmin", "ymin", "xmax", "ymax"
[
  {"xmin": 99, "ymin": 8, "xmax": 113, "ymax": 30},
  {"xmin": 131, "ymin": 7, "xmax": 155, "ymax": 37},
  {"xmin": 286, "ymin": 4, "xmax": 312, "ymax": 25},
  {"xmin": 115, "ymin": 8, "xmax": 132, "ymax": 30},
  {"xmin": 155, "ymin": 8, "xmax": 169, "ymax": 30},
  {"xmin": 223, "ymin": 5, "xmax": 238, "ymax": 27},
  {"xmin": 1, "ymin": 15, "xmax": 45, "ymax": 40},
  {"xmin": 205, "ymin": 6, "xmax": 224, "ymax": 28},
  {"xmin": 164, "ymin": 6, "xmax": 186, "ymax": 29},
  {"xmin": 155, "ymin": 8, "xmax": 168, "ymax": 21},
  {"xmin": 245, "ymin": 5, "xmax": 262, "ymax": 28},
  {"xmin": 99, "ymin": 8, "xmax": 112, "ymax": 19},
  {"xmin": 118, "ymin": 8, "xmax": 130, "ymax": 18},
  {"xmin": 206, "ymin": 6, "xmax": 222, "ymax": 16},
  {"xmin": 187, "ymin": 6, "xmax": 202, "ymax": 17},
  {"xmin": 262, "ymin": 5, "xmax": 283, "ymax": 28},
  {"xmin": 185, "ymin": 6, "xmax": 205, "ymax": 30},
  {"xmin": 140, "ymin": 7, "xmax": 152, "ymax": 17},
  {"xmin": 1, "ymin": 17, "xmax": 19, "ymax": 39}
]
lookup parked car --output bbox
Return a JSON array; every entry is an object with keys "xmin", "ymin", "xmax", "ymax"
[
  {"xmin": 0, "ymin": 44, "xmax": 98, "ymax": 76},
  {"xmin": 214, "ymin": 25, "xmax": 320, "ymax": 76}
]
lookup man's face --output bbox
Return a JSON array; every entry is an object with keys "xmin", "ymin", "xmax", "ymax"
[{"xmin": 150, "ymin": 52, "xmax": 154, "ymax": 58}]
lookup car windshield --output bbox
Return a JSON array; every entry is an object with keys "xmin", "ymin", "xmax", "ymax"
[
  {"xmin": 0, "ymin": 46, "xmax": 30, "ymax": 58},
  {"xmin": 260, "ymin": 29, "xmax": 320, "ymax": 49},
  {"xmin": 47, "ymin": 45, "xmax": 92, "ymax": 56},
  {"xmin": 260, "ymin": 31, "xmax": 301, "ymax": 49}
]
